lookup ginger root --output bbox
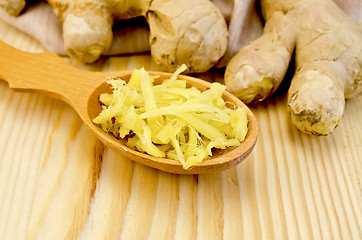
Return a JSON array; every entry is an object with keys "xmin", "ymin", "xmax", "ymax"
[
  {"xmin": 0, "ymin": 0, "xmax": 25, "ymax": 16},
  {"xmin": 225, "ymin": 0, "xmax": 362, "ymax": 135},
  {"xmin": 0, "ymin": 0, "xmax": 228, "ymax": 72}
]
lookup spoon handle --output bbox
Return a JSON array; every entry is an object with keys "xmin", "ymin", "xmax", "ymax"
[{"xmin": 0, "ymin": 40, "xmax": 96, "ymax": 104}]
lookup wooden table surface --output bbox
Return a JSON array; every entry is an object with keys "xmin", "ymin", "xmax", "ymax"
[{"xmin": 0, "ymin": 19, "xmax": 361, "ymax": 240}]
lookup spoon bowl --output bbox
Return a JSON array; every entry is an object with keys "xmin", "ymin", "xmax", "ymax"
[{"xmin": 0, "ymin": 40, "xmax": 258, "ymax": 174}]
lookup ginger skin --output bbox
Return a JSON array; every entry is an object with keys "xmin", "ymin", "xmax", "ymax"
[
  {"xmin": 44, "ymin": 0, "xmax": 228, "ymax": 72},
  {"xmin": 1, "ymin": 0, "xmax": 228, "ymax": 72},
  {"xmin": 0, "ymin": 0, "xmax": 25, "ymax": 16},
  {"xmin": 225, "ymin": 0, "xmax": 362, "ymax": 135}
]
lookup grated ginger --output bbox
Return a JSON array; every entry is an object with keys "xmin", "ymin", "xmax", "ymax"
[{"xmin": 93, "ymin": 65, "xmax": 248, "ymax": 169}]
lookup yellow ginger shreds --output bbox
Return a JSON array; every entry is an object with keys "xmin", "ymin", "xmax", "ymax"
[
  {"xmin": 92, "ymin": 65, "xmax": 249, "ymax": 169},
  {"xmin": 171, "ymin": 137, "xmax": 186, "ymax": 166},
  {"xmin": 181, "ymin": 114, "xmax": 226, "ymax": 140},
  {"xmin": 99, "ymin": 93, "xmax": 113, "ymax": 106},
  {"xmin": 139, "ymin": 67, "xmax": 165, "ymax": 143},
  {"xmin": 230, "ymin": 107, "xmax": 248, "ymax": 141},
  {"xmin": 161, "ymin": 78, "xmax": 187, "ymax": 89},
  {"xmin": 170, "ymin": 64, "xmax": 188, "ymax": 81},
  {"xmin": 188, "ymin": 82, "xmax": 226, "ymax": 104},
  {"xmin": 139, "ymin": 124, "xmax": 165, "ymax": 158},
  {"xmin": 184, "ymin": 148, "xmax": 208, "ymax": 169},
  {"xmin": 153, "ymin": 85, "xmax": 200, "ymax": 102},
  {"xmin": 127, "ymin": 69, "xmax": 141, "ymax": 89},
  {"xmin": 206, "ymin": 138, "xmax": 240, "ymax": 156},
  {"xmin": 139, "ymin": 102, "xmax": 230, "ymax": 123},
  {"xmin": 156, "ymin": 119, "xmax": 183, "ymax": 144}
]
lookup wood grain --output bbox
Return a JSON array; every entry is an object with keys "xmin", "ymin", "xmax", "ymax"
[{"xmin": 0, "ymin": 19, "xmax": 361, "ymax": 240}]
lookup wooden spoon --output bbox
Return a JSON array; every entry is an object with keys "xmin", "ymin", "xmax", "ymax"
[{"xmin": 0, "ymin": 40, "xmax": 258, "ymax": 174}]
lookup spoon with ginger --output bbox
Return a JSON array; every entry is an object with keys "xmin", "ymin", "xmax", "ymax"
[{"xmin": 0, "ymin": 40, "xmax": 257, "ymax": 174}]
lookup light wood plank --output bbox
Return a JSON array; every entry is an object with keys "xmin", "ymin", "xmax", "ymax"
[
  {"xmin": 221, "ymin": 168, "xmax": 243, "ymax": 239},
  {"xmin": 197, "ymin": 173, "xmax": 224, "ymax": 240},
  {"xmin": 119, "ymin": 164, "xmax": 158, "ymax": 240},
  {"xmin": 148, "ymin": 172, "xmax": 179, "ymax": 240},
  {"xmin": 26, "ymin": 107, "xmax": 102, "ymax": 240},
  {"xmin": 174, "ymin": 175, "xmax": 198, "ymax": 240},
  {"xmin": 78, "ymin": 149, "xmax": 134, "ymax": 240}
]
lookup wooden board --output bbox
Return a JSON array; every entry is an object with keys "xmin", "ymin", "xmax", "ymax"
[{"xmin": 0, "ymin": 19, "xmax": 361, "ymax": 240}]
